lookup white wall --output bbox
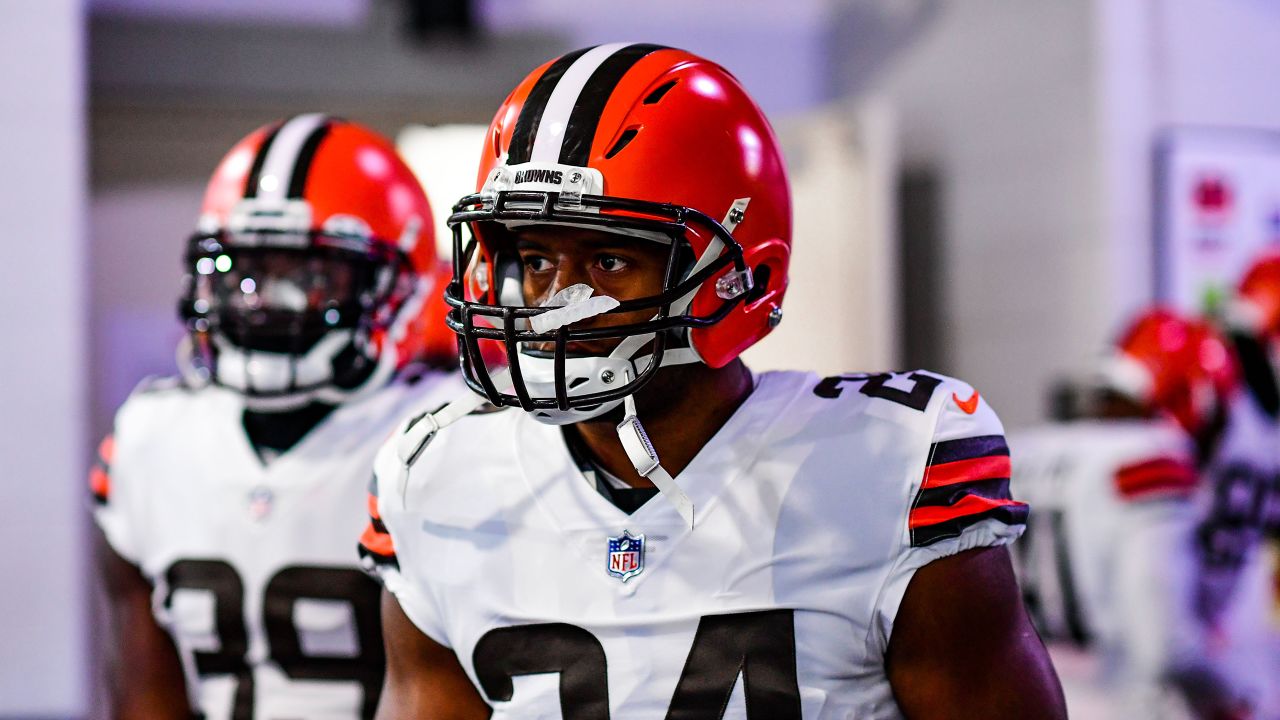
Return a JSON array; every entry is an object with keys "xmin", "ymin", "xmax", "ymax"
[
  {"xmin": 1156, "ymin": 0, "xmax": 1280, "ymax": 129},
  {"xmin": 868, "ymin": 0, "xmax": 1103, "ymax": 427},
  {"xmin": 746, "ymin": 100, "xmax": 899, "ymax": 375},
  {"xmin": 0, "ymin": 0, "xmax": 89, "ymax": 715}
]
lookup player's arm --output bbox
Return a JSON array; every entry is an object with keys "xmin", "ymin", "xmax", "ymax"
[
  {"xmin": 884, "ymin": 377, "xmax": 1064, "ymax": 718},
  {"xmin": 96, "ymin": 528, "xmax": 192, "ymax": 720},
  {"xmin": 376, "ymin": 589, "xmax": 491, "ymax": 720},
  {"xmin": 886, "ymin": 545, "xmax": 1065, "ymax": 719}
]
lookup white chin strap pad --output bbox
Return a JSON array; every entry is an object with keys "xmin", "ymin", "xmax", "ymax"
[
  {"xmin": 517, "ymin": 336, "xmax": 701, "ymax": 425},
  {"xmin": 516, "ymin": 352, "xmax": 635, "ymax": 425},
  {"xmin": 209, "ymin": 329, "xmax": 392, "ymax": 411},
  {"xmin": 213, "ymin": 330, "xmax": 352, "ymax": 392}
]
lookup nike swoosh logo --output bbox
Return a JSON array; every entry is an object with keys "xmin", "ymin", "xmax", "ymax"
[{"xmin": 953, "ymin": 390, "xmax": 980, "ymax": 414}]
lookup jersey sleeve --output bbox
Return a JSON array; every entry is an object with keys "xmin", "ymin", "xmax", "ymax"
[
  {"xmin": 357, "ymin": 475, "xmax": 400, "ymax": 572},
  {"xmin": 91, "ymin": 376, "xmax": 192, "ymax": 566},
  {"xmin": 358, "ymin": 431, "xmax": 453, "ymax": 647},
  {"xmin": 1112, "ymin": 431, "xmax": 1198, "ymax": 499},
  {"xmin": 872, "ymin": 377, "xmax": 1028, "ymax": 649},
  {"xmin": 90, "ymin": 428, "xmax": 143, "ymax": 564}
]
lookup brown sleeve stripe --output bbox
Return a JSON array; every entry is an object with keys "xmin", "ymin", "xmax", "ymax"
[
  {"xmin": 911, "ymin": 434, "xmax": 1025, "ymax": 547},
  {"xmin": 927, "ymin": 434, "xmax": 1009, "ymax": 465}
]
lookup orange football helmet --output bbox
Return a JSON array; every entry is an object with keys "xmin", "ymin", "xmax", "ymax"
[
  {"xmin": 1233, "ymin": 252, "xmax": 1280, "ymax": 339},
  {"xmin": 445, "ymin": 44, "xmax": 791, "ymax": 423},
  {"xmin": 180, "ymin": 114, "xmax": 453, "ymax": 409},
  {"xmin": 1100, "ymin": 307, "xmax": 1237, "ymax": 436}
]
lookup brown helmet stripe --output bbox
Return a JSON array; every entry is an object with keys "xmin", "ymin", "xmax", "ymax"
[
  {"xmin": 507, "ymin": 46, "xmax": 592, "ymax": 165},
  {"xmin": 558, "ymin": 43, "xmax": 667, "ymax": 167},
  {"xmin": 243, "ymin": 121, "xmax": 284, "ymax": 199}
]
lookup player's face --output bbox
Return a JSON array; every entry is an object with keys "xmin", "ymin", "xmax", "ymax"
[
  {"xmin": 513, "ymin": 225, "xmax": 669, "ymax": 354},
  {"xmin": 197, "ymin": 248, "xmax": 358, "ymax": 316}
]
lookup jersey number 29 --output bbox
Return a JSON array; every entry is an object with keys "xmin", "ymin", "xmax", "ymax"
[{"xmin": 164, "ymin": 559, "xmax": 382, "ymax": 720}]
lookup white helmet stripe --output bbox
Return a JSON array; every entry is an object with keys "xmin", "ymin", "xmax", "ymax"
[
  {"xmin": 252, "ymin": 113, "xmax": 330, "ymax": 201},
  {"xmin": 529, "ymin": 43, "xmax": 633, "ymax": 164}
]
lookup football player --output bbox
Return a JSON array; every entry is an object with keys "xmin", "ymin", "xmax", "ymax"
[
  {"xmin": 1200, "ymin": 253, "xmax": 1280, "ymax": 621},
  {"xmin": 92, "ymin": 115, "xmax": 460, "ymax": 719},
  {"xmin": 1192, "ymin": 254, "xmax": 1280, "ymax": 715},
  {"xmin": 361, "ymin": 44, "xmax": 1064, "ymax": 718},
  {"xmin": 1012, "ymin": 308, "xmax": 1246, "ymax": 719}
]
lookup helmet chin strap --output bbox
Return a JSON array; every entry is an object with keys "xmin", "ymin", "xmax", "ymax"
[
  {"xmin": 595, "ymin": 196, "xmax": 749, "ymax": 527},
  {"xmin": 394, "ymin": 367, "xmax": 514, "ymax": 507},
  {"xmin": 615, "ymin": 369, "xmax": 696, "ymax": 528}
]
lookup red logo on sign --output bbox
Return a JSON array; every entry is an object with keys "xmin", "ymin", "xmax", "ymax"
[{"xmin": 1193, "ymin": 174, "xmax": 1233, "ymax": 224}]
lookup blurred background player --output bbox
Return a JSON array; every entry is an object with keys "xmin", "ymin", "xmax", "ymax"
[
  {"xmin": 90, "ymin": 114, "xmax": 458, "ymax": 719},
  {"xmin": 1190, "ymin": 253, "xmax": 1280, "ymax": 715},
  {"xmin": 1012, "ymin": 307, "xmax": 1245, "ymax": 719}
]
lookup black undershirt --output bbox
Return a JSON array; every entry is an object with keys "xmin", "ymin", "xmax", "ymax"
[
  {"xmin": 242, "ymin": 402, "xmax": 336, "ymax": 461},
  {"xmin": 561, "ymin": 427, "xmax": 659, "ymax": 514}
]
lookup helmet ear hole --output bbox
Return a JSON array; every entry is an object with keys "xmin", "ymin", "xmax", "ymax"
[{"xmin": 745, "ymin": 264, "xmax": 770, "ymax": 304}]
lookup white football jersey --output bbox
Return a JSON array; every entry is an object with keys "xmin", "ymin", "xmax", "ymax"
[
  {"xmin": 1009, "ymin": 420, "xmax": 1208, "ymax": 719},
  {"xmin": 1009, "ymin": 419, "xmax": 1200, "ymax": 643},
  {"xmin": 1192, "ymin": 388, "xmax": 1280, "ymax": 717},
  {"xmin": 1196, "ymin": 389, "xmax": 1280, "ymax": 582},
  {"xmin": 93, "ymin": 370, "xmax": 459, "ymax": 720},
  {"xmin": 365, "ymin": 369, "xmax": 1027, "ymax": 720}
]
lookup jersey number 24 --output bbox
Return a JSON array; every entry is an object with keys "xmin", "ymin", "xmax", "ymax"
[{"xmin": 473, "ymin": 609, "xmax": 801, "ymax": 719}]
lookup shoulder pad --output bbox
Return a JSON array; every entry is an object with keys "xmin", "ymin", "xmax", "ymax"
[{"xmin": 130, "ymin": 374, "xmax": 194, "ymax": 396}]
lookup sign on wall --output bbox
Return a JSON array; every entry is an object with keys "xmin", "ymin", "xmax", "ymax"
[{"xmin": 1157, "ymin": 128, "xmax": 1280, "ymax": 315}]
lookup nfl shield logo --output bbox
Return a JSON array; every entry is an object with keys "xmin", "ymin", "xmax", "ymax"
[
  {"xmin": 606, "ymin": 530, "xmax": 645, "ymax": 582},
  {"xmin": 247, "ymin": 486, "xmax": 274, "ymax": 522}
]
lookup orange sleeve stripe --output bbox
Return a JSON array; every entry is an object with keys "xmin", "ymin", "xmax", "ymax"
[
  {"xmin": 1115, "ymin": 457, "xmax": 1197, "ymax": 498},
  {"xmin": 922, "ymin": 455, "xmax": 1012, "ymax": 489},
  {"xmin": 89, "ymin": 465, "xmax": 110, "ymax": 500},
  {"xmin": 366, "ymin": 492, "xmax": 382, "ymax": 520},
  {"xmin": 98, "ymin": 434, "xmax": 115, "ymax": 466},
  {"xmin": 908, "ymin": 494, "xmax": 1026, "ymax": 529},
  {"xmin": 359, "ymin": 522, "xmax": 396, "ymax": 556}
]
